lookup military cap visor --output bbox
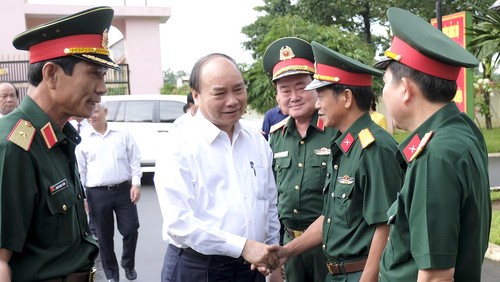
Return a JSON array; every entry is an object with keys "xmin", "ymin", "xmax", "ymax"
[
  {"xmin": 263, "ymin": 37, "xmax": 315, "ymax": 81},
  {"xmin": 374, "ymin": 7, "xmax": 478, "ymax": 80},
  {"xmin": 306, "ymin": 41, "xmax": 382, "ymax": 90},
  {"xmin": 12, "ymin": 6, "xmax": 120, "ymax": 70}
]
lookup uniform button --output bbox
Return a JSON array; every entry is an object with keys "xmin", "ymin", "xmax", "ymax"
[
  {"xmin": 294, "ymin": 185, "xmax": 300, "ymax": 190},
  {"xmin": 321, "ymin": 161, "xmax": 326, "ymax": 166},
  {"xmin": 327, "ymin": 218, "xmax": 331, "ymax": 223},
  {"xmin": 298, "ymin": 163, "xmax": 303, "ymax": 168},
  {"xmin": 62, "ymin": 204, "xmax": 67, "ymax": 211},
  {"xmin": 334, "ymin": 165, "xmax": 338, "ymax": 170},
  {"xmin": 293, "ymin": 209, "xmax": 299, "ymax": 214},
  {"xmin": 331, "ymin": 192, "xmax": 335, "ymax": 197},
  {"xmin": 85, "ymin": 232, "xmax": 89, "ymax": 237},
  {"xmin": 62, "ymin": 141, "xmax": 67, "ymax": 144},
  {"xmin": 341, "ymin": 193, "xmax": 346, "ymax": 199},
  {"xmin": 326, "ymin": 173, "xmax": 330, "ymax": 177},
  {"xmin": 78, "ymin": 195, "xmax": 82, "ymax": 200},
  {"xmin": 322, "ymin": 244, "xmax": 326, "ymax": 250},
  {"xmin": 300, "ymin": 140, "xmax": 305, "ymax": 145}
]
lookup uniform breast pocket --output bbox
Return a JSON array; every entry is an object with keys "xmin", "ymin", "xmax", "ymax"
[
  {"xmin": 46, "ymin": 188, "xmax": 78, "ymax": 246},
  {"xmin": 274, "ymin": 156, "xmax": 291, "ymax": 191},
  {"xmin": 332, "ymin": 183, "xmax": 355, "ymax": 226},
  {"xmin": 309, "ymin": 155, "xmax": 328, "ymax": 180}
]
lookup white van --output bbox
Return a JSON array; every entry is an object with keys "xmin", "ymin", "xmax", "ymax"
[{"xmin": 101, "ymin": 94, "xmax": 186, "ymax": 173}]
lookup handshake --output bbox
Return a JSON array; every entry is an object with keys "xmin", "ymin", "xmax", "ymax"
[{"xmin": 241, "ymin": 240, "xmax": 292, "ymax": 276}]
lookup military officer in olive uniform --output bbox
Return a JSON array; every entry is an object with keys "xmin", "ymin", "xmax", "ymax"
[
  {"xmin": 0, "ymin": 6, "xmax": 120, "ymax": 282},
  {"xmin": 268, "ymin": 41, "xmax": 403, "ymax": 282},
  {"xmin": 264, "ymin": 37, "xmax": 334, "ymax": 282},
  {"xmin": 375, "ymin": 8, "xmax": 490, "ymax": 281}
]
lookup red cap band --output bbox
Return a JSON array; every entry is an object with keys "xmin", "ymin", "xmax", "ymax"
[
  {"xmin": 314, "ymin": 63, "xmax": 372, "ymax": 86},
  {"xmin": 389, "ymin": 36, "xmax": 461, "ymax": 80},
  {"xmin": 29, "ymin": 34, "xmax": 106, "ymax": 63},
  {"xmin": 272, "ymin": 58, "xmax": 314, "ymax": 80}
]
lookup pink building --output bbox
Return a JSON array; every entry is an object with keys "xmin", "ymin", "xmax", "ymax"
[{"xmin": 0, "ymin": 0, "xmax": 170, "ymax": 94}]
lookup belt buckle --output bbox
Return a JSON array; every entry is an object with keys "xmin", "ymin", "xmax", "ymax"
[
  {"xmin": 326, "ymin": 262, "xmax": 344, "ymax": 275},
  {"xmin": 293, "ymin": 230, "xmax": 303, "ymax": 238},
  {"xmin": 89, "ymin": 267, "xmax": 96, "ymax": 282}
]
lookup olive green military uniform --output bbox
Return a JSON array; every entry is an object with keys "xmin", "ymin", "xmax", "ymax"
[
  {"xmin": 379, "ymin": 103, "xmax": 491, "ymax": 281},
  {"xmin": 322, "ymin": 113, "xmax": 403, "ymax": 282},
  {"xmin": 0, "ymin": 96, "xmax": 98, "ymax": 281},
  {"xmin": 270, "ymin": 112, "xmax": 335, "ymax": 282}
]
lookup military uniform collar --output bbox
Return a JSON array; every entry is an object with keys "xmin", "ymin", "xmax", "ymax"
[
  {"xmin": 334, "ymin": 112, "xmax": 373, "ymax": 155},
  {"xmin": 18, "ymin": 96, "xmax": 80, "ymax": 149},
  {"xmin": 283, "ymin": 110, "xmax": 325, "ymax": 136},
  {"xmin": 398, "ymin": 102, "xmax": 459, "ymax": 163}
]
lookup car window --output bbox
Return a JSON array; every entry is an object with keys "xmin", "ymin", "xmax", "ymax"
[
  {"xmin": 159, "ymin": 101, "xmax": 185, "ymax": 123},
  {"xmin": 120, "ymin": 101, "xmax": 154, "ymax": 122},
  {"xmin": 106, "ymin": 101, "xmax": 120, "ymax": 121}
]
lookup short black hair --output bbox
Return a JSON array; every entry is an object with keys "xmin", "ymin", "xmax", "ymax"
[
  {"xmin": 324, "ymin": 83, "xmax": 374, "ymax": 112},
  {"xmin": 387, "ymin": 61, "xmax": 457, "ymax": 103},
  {"xmin": 27, "ymin": 56, "xmax": 81, "ymax": 86},
  {"xmin": 186, "ymin": 92, "xmax": 194, "ymax": 104}
]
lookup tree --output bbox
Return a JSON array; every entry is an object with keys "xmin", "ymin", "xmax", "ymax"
[{"xmin": 469, "ymin": 2, "xmax": 500, "ymax": 129}]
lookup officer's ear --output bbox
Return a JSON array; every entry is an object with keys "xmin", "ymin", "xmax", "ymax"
[
  {"xmin": 342, "ymin": 88, "xmax": 353, "ymax": 109},
  {"xmin": 42, "ymin": 62, "xmax": 59, "ymax": 90}
]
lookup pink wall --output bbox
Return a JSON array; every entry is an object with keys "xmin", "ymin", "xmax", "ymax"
[{"xmin": 0, "ymin": 1, "xmax": 170, "ymax": 95}]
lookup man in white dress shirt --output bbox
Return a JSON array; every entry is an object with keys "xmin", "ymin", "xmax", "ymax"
[
  {"xmin": 154, "ymin": 53, "xmax": 281, "ymax": 282},
  {"xmin": 76, "ymin": 102, "xmax": 142, "ymax": 282}
]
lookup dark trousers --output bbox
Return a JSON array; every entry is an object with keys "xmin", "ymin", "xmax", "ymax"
[
  {"xmin": 87, "ymin": 185, "xmax": 139, "ymax": 280},
  {"xmin": 161, "ymin": 244, "xmax": 265, "ymax": 282}
]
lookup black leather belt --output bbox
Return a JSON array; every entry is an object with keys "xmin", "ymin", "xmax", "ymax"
[
  {"xmin": 91, "ymin": 181, "xmax": 130, "ymax": 191},
  {"xmin": 170, "ymin": 245, "xmax": 248, "ymax": 265},
  {"xmin": 42, "ymin": 267, "xmax": 96, "ymax": 282}
]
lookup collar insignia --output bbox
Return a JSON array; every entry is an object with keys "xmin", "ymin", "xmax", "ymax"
[
  {"xmin": 41, "ymin": 122, "xmax": 58, "ymax": 149},
  {"xmin": 409, "ymin": 131, "xmax": 433, "ymax": 162},
  {"xmin": 279, "ymin": 45, "xmax": 295, "ymax": 61},
  {"xmin": 340, "ymin": 132, "xmax": 355, "ymax": 154},
  {"xmin": 403, "ymin": 134, "xmax": 421, "ymax": 161}
]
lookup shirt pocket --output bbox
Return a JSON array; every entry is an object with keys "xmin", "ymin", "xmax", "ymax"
[
  {"xmin": 274, "ymin": 156, "xmax": 291, "ymax": 193},
  {"xmin": 308, "ymin": 155, "xmax": 328, "ymax": 182},
  {"xmin": 46, "ymin": 187, "xmax": 78, "ymax": 246},
  {"xmin": 332, "ymin": 183, "xmax": 355, "ymax": 226}
]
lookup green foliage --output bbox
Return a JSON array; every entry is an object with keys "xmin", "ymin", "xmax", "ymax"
[
  {"xmin": 492, "ymin": 191, "xmax": 500, "ymax": 202},
  {"xmin": 160, "ymin": 83, "xmax": 190, "ymax": 95}
]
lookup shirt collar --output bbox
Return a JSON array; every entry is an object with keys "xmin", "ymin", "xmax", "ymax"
[
  {"xmin": 195, "ymin": 110, "xmax": 248, "ymax": 144},
  {"xmin": 397, "ymin": 102, "xmax": 460, "ymax": 163},
  {"xmin": 18, "ymin": 95, "xmax": 79, "ymax": 148},
  {"xmin": 283, "ymin": 110, "xmax": 325, "ymax": 137},
  {"xmin": 334, "ymin": 112, "xmax": 374, "ymax": 155}
]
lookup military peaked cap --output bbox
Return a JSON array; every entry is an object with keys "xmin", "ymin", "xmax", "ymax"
[
  {"xmin": 374, "ymin": 7, "xmax": 478, "ymax": 80},
  {"xmin": 12, "ymin": 6, "xmax": 120, "ymax": 70},
  {"xmin": 305, "ymin": 41, "xmax": 382, "ymax": 90},
  {"xmin": 263, "ymin": 37, "xmax": 315, "ymax": 81}
]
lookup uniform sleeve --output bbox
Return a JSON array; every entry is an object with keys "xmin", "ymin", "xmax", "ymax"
[
  {"xmin": 407, "ymin": 155, "xmax": 461, "ymax": 269},
  {"xmin": 125, "ymin": 131, "xmax": 142, "ymax": 186},
  {"xmin": 360, "ymin": 142, "xmax": 403, "ymax": 225},
  {"xmin": 0, "ymin": 143, "xmax": 37, "ymax": 252}
]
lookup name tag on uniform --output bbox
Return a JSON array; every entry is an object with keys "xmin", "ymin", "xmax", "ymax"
[
  {"xmin": 50, "ymin": 179, "xmax": 68, "ymax": 195},
  {"xmin": 274, "ymin": 151, "xmax": 289, "ymax": 159}
]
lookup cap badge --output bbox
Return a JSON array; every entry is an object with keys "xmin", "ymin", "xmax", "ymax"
[
  {"xmin": 101, "ymin": 28, "xmax": 109, "ymax": 50},
  {"xmin": 279, "ymin": 45, "xmax": 295, "ymax": 61}
]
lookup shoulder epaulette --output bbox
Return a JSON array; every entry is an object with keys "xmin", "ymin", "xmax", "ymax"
[
  {"xmin": 269, "ymin": 116, "xmax": 290, "ymax": 135},
  {"xmin": 358, "ymin": 128, "xmax": 375, "ymax": 149},
  {"xmin": 7, "ymin": 119, "xmax": 36, "ymax": 151}
]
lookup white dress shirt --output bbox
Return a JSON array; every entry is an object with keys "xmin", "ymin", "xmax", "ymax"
[
  {"xmin": 154, "ymin": 112, "xmax": 280, "ymax": 258},
  {"xmin": 76, "ymin": 126, "xmax": 142, "ymax": 187},
  {"xmin": 69, "ymin": 118, "xmax": 92, "ymax": 138}
]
